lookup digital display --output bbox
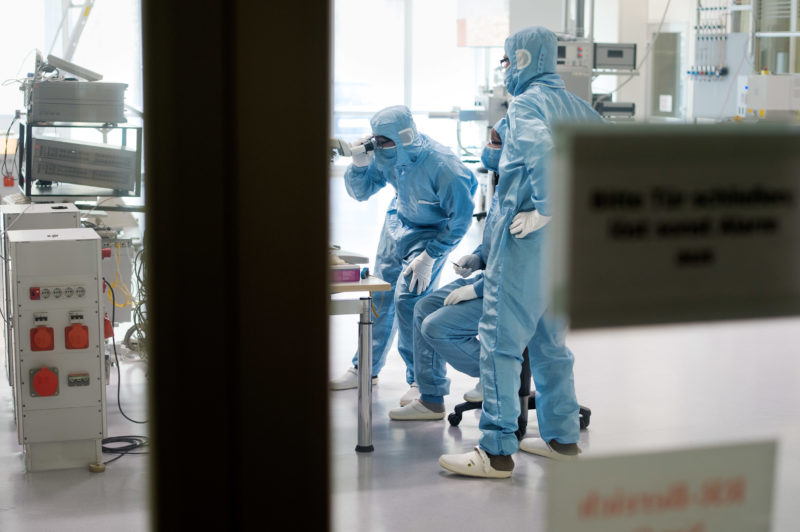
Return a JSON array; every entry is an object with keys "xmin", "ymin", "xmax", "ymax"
[
  {"xmin": 608, "ymin": 50, "xmax": 624, "ymax": 58},
  {"xmin": 558, "ymin": 45, "xmax": 566, "ymax": 59}
]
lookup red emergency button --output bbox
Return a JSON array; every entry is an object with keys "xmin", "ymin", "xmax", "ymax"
[
  {"xmin": 30, "ymin": 287, "xmax": 41, "ymax": 300},
  {"xmin": 65, "ymin": 324, "xmax": 89, "ymax": 349},
  {"xmin": 32, "ymin": 367, "xmax": 59, "ymax": 397},
  {"xmin": 30, "ymin": 326, "xmax": 54, "ymax": 351}
]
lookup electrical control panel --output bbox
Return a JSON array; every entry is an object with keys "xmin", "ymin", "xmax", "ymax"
[
  {"xmin": 557, "ymin": 40, "xmax": 593, "ymax": 103},
  {"xmin": 7, "ymin": 227, "xmax": 106, "ymax": 471},
  {"xmin": 1, "ymin": 203, "xmax": 80, "ymax": 390}
]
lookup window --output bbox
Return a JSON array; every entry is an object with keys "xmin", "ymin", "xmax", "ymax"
[{"xmin": 332, "ymin": 0, "xmax": 504, "ymax": 153}]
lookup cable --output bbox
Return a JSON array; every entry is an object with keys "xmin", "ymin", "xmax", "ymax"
[
  {"xmin": 102, "ymin": 435, "xmax": 149, "ymax": 465},
  {"xmin": 123, "ymin": 244, "xmax": 147, "ymax": 358},
  {"xmin": 103, "ymin": 278, "xmax": 147, "ymax": 424},
  {"xmin": 606, "ymin": 0, "xmax": 673, "ymax": 97},
  {"xmin": 2, "ymin": 117, "xmax": 18, "ymax": 178},
  {"xmin": 106, "ymin": 242, "xmax": 134, "ymax": 309}
]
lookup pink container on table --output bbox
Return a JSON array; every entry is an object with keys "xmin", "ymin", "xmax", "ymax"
[{"xmin": 331, "ymin": 265, "xmax": 362, "ymax": 283}]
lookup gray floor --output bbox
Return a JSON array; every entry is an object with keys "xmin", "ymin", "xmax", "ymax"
[
  {"xmin": 0, "ymin": 343, "xmax": 150, "ymax": 532},
  {"xmin": 328, "ymin": 171, "xmax": 800, "ymax": 532}
]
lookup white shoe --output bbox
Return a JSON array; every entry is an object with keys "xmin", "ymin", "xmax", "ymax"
[
  {"xmin": 329, "ymin": 367, "xmax": 378, "ymax": 391},
  {"xmin": 438, "ymin": 447, "xmax": 512, "ymax": 479},
  {"xmin": 389, "ymin": 399, "xmax": 445, "ymax": 420},
  {"xmin": 398, "ymin": 383, "xmax": 420, "ymax": 406},
  {"xmin": 463, "ymin": 380, "xmax": 483, "ymax": 402},
  {"xmin": 518, "ymin": 437, "xmax": 581, "ymax": 460}
]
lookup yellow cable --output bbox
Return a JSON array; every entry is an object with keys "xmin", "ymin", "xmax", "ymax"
[{"xmin": 106, "ymin": 242, "xmax": 134, "ymax": 308}]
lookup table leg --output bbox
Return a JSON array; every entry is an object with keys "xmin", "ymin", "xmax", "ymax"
[{"xmin": 355, "ymin": 296, "xmax": 374, "ymax": 452}]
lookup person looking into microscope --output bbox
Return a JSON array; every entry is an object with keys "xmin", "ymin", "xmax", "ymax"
[{"xmin": 330, "ymin": 105, "xmax": 477, "ymax": 408}]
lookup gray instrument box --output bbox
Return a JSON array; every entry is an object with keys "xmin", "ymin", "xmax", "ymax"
[
  {"xmin": 29, "ymin": 81, "xmax": 127, "ymax": 124},
  {"xmin": 32, "ymin": 136, "xmax": 138, "ymax": 191},
  {"xmin": 593, "ymin": 43, "xmax": 637, "ymax": 70}
]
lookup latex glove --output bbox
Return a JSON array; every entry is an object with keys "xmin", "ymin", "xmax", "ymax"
[
  {"xmin": 402, "ymin": 250, "xmax": 435, "ymax": 295},
  {"xmin": 509, "ymin": 210, "xmax": 551, "ymax": 238},
  {"xmin": 443, "ymin": 284, "xmax": 477, "ymax": 306},
  {"xmin": 452, "ymin": 254, "xmax": 482, "ymax": 278},
  {"xmin": 350, "ymin": 136, "xmax": 374, "ymax": 167}
]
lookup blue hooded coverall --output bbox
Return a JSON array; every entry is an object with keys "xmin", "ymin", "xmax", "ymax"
[
  {"xmin": 412, "ymin": 119, "xmax": 507, "ymax": 402},
  {"xmin": 344, "ymin": 105, "xmax": 477, "ymax": 384},
  {"xmin": 477, "ymin": 27, "xmax": 604, "ymax": 456}
]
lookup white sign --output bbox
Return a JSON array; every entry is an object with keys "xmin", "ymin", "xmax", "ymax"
[
  {"xmin": 546, "ymin": 441, "xmax": 776, "ymax": 532},
  {"xmin": 549, "ymin": 124, "xmax": 800, "ymax": 329}
]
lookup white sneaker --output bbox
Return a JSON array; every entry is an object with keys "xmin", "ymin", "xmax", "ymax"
[
  {"xmin": 463, "ymin": 380, "xmax": 483, "ymax": 402},
  {"xmin": 518, "ymin": 437, "xmax": 581, "ymax": 460},
  {"xmin": 398, "ymin": 383, "xmax": 420, "ymax": 406},
  {"xmin": 438, "ymin": 447, "xmax": 512, "ymax": 479},
  {"xmin": 388, "ymin": 399, "xmax": 445, "ymax": 420},
  {"xmin": 329, "ymin": 367, "xmax": 378, "ymax": 391}
]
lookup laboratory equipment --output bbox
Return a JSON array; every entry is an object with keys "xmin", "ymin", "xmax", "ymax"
[
  {"xmin": 31, "ymin": 136, "xmax": 138, "ymax": 191},
  {"xmin": 28, "ymin": 81, "xmax": 127, "ymax": 124},
  {"xmin": 593, "ymin": 99, "xmax": 636, "ymax": 119},
  {"xmin": 18, "ymin": 123, "xmax": 142, "ymax": 199},
  {"xmin": 330, "ymin": 137, "xmax": 376, "ymax": 160},
  {"xmin": 7, "ymin": 227, "xmax": 106, "ymax": 472},
  {"xmin": 1, "ymin": 204, "xmax": 81, "ymax": 389},
  {"xmin": 741, "ymin": 74, "xmax": 800, "ymax": 121},
  {"xmin": 690, "ymin": 2, "xmax": 754, "ymax": 120},
  {"xmin": 45, "ymin": 53, "xmax": 103, "ymax": 81},
  {"xmin": 24, "ymin": 51, "xmax": 126, "ymax": 124},
  {"xmin": 16, "ymin": 50, "xmax": 141, "ymax": 200},
  {"xmin": 593, "ymin": 43, "xmax": 637, "ymax": 70},
  {"xmin": 556, "ymin": 37, "xmax": 594, "ymax": 103}
]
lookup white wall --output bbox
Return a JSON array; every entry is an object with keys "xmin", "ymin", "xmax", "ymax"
[
  {"xmin": 617, "ymin": 0, "xmax": 649, "ymax": 119},
  {"xmin": 510, "ymin": 0, "xmax": 564, "ymax": 34}
]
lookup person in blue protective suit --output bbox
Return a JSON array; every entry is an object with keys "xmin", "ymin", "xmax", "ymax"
[
  {"xmin": 438, "ymin": 26, "xmax": 605, "ymax": 478},
  {"xmin": 387, "ymin": 119, "xmax": 507, "ymax": 420},
  {"xmin": 330, "ymin": 105, "xmax": 478, "ymax": 407}
]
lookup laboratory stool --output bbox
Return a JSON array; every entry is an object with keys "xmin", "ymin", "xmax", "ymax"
[{"xmin": 447, "ymin": 348, "xmax": 592, "ymax": 440}]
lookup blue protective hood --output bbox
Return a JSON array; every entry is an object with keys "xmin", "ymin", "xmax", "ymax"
[
  {"xmin": 503, "ymin": 26, "xmax": 561, "ymax": 96},
  {"xmin": 480, "ymin": 117, "xmax": 508, "ymax": 173},
  {"xmin": 370, "ymin": 105, "xmax": 425, "ymax": 168}
]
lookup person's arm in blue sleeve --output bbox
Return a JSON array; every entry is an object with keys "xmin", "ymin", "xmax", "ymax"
[
  {"xmin": 472, "ymin": 275, "xmax": 484, "ymax": 298},
  {"xmin": 424, "ymin": 166, "xmax": 477, "ymax": 258},
  {"xmin": 507, "ymin": 111, "xmax": 554, "ymax": 216},
  {"xmin": 343, "ymin": 162, "xmax": 389, "ymax": 202},
  {"xmin": 471, "ymin": 244, "xmax": 486, "ymax": 268}
]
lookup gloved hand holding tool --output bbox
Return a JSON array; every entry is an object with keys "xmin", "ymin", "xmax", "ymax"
[{"xmin": 452, "ymin": 254, "xmax": 483, "ymax": 277}]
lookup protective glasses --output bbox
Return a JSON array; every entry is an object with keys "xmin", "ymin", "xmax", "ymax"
[
  {"xmin": 374, "ymin": 136, "xmax": 395, "ymax": 149},
  {"xmin": 500, "ymin": 57, "xmax": 510, "ymax": 67}
]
